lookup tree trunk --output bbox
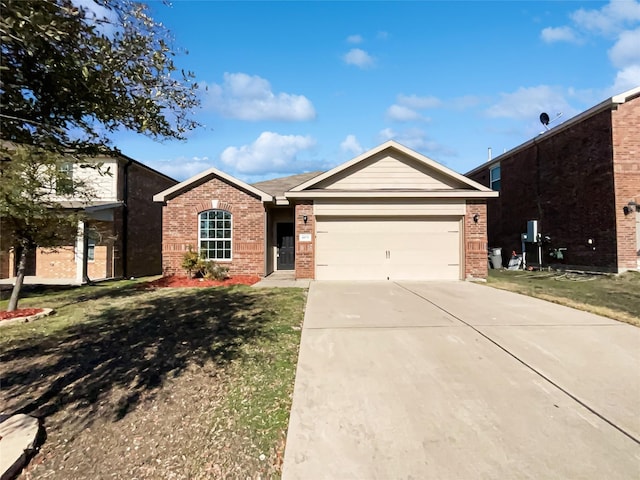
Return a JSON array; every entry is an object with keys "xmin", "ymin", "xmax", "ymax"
[{"xmin": 7, "ymin": 244, "xmax": 29, "ymax": 312}]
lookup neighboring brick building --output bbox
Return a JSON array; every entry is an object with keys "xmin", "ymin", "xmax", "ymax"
[
  {"xmin": 154, "ymin": 141, "xmax": 497, "ymax": 281},
  {"xmin": 466, "ymin": 86, "xmax": 640, "ymax": 273},
  {"xmin": 1, "ymin": 154, "xmax": 176, "ymax": 283}
]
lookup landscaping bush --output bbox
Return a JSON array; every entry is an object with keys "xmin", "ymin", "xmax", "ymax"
[
  {"xmin": 181, "ymin": 247, "xmax": 204, "ymax": 279},
  {"xmin": 203, "ymin": 261, "xmax": 229, "ymax": 281},
  {"xmin": 181, "ymin": 247, "xmax": 229, "ymax": 280}
]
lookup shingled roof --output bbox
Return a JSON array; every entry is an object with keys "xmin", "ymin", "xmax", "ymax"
[{"xmin": 252, "ymin": 171, "xmax": 324, "ymax": 198}]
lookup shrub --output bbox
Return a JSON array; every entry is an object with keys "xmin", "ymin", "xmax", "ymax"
[
  {"xmin": 181, "ymin": 247, "xmax": 205, "ymax": 279},
  {"xmin": 181, "ymin": 247, "xmax": 229, "ymax": 280},
  {"xmin": 203, "ymin": 261, "xmax": 229, "ymax": 281}
]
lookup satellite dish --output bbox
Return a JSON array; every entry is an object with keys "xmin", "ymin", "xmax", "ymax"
[{"xmin": 539, "ymin": 112, "xmax": 550, "ymax": 125}]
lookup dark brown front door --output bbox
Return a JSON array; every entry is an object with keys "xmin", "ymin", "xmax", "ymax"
[{"xmin": 277, "ymin": 223, "xmax": 295, "ymax": 270}]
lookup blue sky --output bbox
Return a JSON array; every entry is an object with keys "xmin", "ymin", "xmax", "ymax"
[{"xmin": 111, "ymin": 1, "xmax": 640, "ymax": 182}]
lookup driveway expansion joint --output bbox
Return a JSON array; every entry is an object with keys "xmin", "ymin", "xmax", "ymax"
[{"xmin": 395, "ymin": 282, "xmax": 640, "ymax": 447}]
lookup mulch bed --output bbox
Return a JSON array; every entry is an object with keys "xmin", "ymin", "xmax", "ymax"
[
  {"xmin": 0, "ymin": 307, "xmax": 44, "ymax": 321},
  {"xmin": 143, "ymin": 275, "xmax": 261, "ymax": 289}
]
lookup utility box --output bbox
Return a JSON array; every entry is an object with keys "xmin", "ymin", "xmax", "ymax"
[
  {"xmin": 527, "ymin": 220, "xmax": 539, "ymax": 243},
  {"xmin": 489, "ymin": 247, "xmax": 503, "ymax": 269}
]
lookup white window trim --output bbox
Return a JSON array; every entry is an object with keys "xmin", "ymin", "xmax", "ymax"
[{"xmin": 198, "ymin": 209, "xmax": 233, "ymax": 262}]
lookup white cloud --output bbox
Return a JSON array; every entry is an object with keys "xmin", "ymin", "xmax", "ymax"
[
  {"xmin": 610, "ymin": 65, "xmax": 640, "ymax": 94},
  {"xmin": 343, "ymin": 48, "xmax": 375, "ymax": 68},
  {"xmin": 149, "ymin": 156, "xmax": 213, "ymax": 182},
  {"xmin": 540, "ymin": 1, "xmax": 640, "ymax": 95},
  {"xmin": 486, "ymin": 85, "xmax": 577, "ymax": 120},
  {"xmin": 220, "ymin": 132, "xmax": 316, "ymax": 174},
  {"xmin": 377, "ymin": 31, "xmax": 389, "ymax": 40},
  {"xmin": 385, "ymin": 94, "xmax": 442, "ymax": 122},
  {"xmin": 609, "ymin": 27, "xmax": 640, "ymax": 68},
  {"xmin": 540, "ymin": 26, "xmax": 581, "ymax": 44},
  {"xmin": 203, "ymin": 73, "xmax": 316, "ymax": 121},
  {"xmin": 397, "ymin": 94, "xmax": 442, "ymax": 109},
  {"xmin": 340, "ymin": 134, "xmax": 363, "ymax": 156},
  {"xmin": 347, "ymin": 34, "xmax": 363, "ymax": 44},
  {"xmin": 377, "ymin": 128, "xmax": 455, "ymax": 157},
  {"xmin": 571, "ymin": 0, "xmax": 640, "ymax": 36},
  {"xmin": 386, "ymin": 104, "xmax": 424, "ymax": 122}
]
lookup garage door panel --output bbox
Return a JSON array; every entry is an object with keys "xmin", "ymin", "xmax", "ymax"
[{"xmin": 315, "ymin": 217, "xmax": 461, "ymax": 281}]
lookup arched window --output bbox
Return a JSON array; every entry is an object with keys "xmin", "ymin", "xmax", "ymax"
[{"xmin": 199, "ymin": 210, "xmax": 232, "ymax": 260}]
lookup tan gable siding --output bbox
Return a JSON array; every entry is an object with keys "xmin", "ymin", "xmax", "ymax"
[
  {"xmin": 317, "ymin": 152, "xmax": 466, "ymax": 190},
  {"xmin": 314, "ymin": 198, "xmax": 465, "ymax": 216}
]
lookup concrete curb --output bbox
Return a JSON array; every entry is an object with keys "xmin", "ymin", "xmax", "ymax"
[
  {"xmin": 0, "ymin": 308, "xmax": 54, "ymax": 328},
  {"xmin": 0, "ymin": 414, "xmax": 41, "ymax": 480}
]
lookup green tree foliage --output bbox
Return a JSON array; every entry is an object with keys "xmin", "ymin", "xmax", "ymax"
[{"xmin": 0, "ymin": 0, "xmax": 201, "ymax": 310}]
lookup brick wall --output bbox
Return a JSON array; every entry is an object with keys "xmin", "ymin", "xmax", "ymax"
[
  {"xmin": 35, "ymin": 246, "xmax": 76, "ymax": 278},
  {"xmin": 612, "ymin": 95, "xmax": 640, "ymax": 271},
  {"xmin": 0, "ymin": 219, "xmax": 11, "ymax": 278},
  {"xmin": 124, "ymin": 163, "xmax": 177, "ymax": 277},
  {"xmin": 464, "ymin": 201, "xmax": 488, "ymax": 280},
  {"xmin": 468, "ymin": 108, "xmax": 620, "ymax": 271},
  {"xmin": 161, "ymin": 176, "xmax": 266, "ymax": 277},
  {"xmin": 294, "ymin": 202, "xmax": 314, "ymax": 279},
  {"xmin": 34, "ymin": 220, "xmax": 116, "ymax": 280}
]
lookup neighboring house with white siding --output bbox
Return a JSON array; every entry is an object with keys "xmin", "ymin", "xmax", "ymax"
[{"xmin": 0, "ymin": 153, "xmax": 176, "ymax": 283}]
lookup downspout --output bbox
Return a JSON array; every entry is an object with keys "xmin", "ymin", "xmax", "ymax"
[{"xmin": 122, "ymin": 159, "xmax": 133, "ymax": 278}]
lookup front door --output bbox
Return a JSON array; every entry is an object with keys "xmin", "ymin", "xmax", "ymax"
[{"xmin": 277, "ymin": 223, "xmax": 295, "ymax": 270}]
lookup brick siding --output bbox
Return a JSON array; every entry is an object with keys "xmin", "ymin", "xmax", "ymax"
[
  {"xmin": 468, "ymin": 106, "xmax": 630, "ymax": 272},
  {"xmin": 612, "ymin": 97, "xmax": 640, "ymax": 271},
  {"xmin": 294, "ymin": 202, "xmax": 314, "ymax": 279},
  {"xmin": 464, "ymin": 201, "xmax": 488, "ymax": 280},
  {"xmin": 161, "ymin": 176, "xmax": 266, "ymax": 277},
  {"xmin": 125, "ymin": 163, "xmax": 177, "ymax": 277}
]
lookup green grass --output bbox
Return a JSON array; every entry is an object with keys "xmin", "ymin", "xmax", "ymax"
[
  {"xmin": 0, "ymin": 278, "xmax": 306, "ymax": 477},
  {"xmin": 487, "ymin": 270, "xmax": 640, "ymax": 326}
]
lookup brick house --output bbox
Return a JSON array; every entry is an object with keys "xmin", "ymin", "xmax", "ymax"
[
  {"xmin": 154, "ymin": 141, "xmax": 497, "ymax": 281},
  {"xmin": 0, "ymin": 153, "xmax": 177, "ymax": 283},
  {"xmin": 466, "ymin": 86, "xmax": 640, "ymax": 273}
]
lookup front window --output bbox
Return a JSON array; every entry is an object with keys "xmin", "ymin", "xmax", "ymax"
[
  {"xmin": 199, "ymin": 210, "xmax": 232, "ymax": 260},
  {"xmin": 490, "ymin": 164, "xmax": 501, "ymax": 191}
]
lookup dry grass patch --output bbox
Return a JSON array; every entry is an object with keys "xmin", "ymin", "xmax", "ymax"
[
  {"xmin": 0, "ymin": 279, "xmax": 305, "ymax": 479},
  {"xmin": 487, "ymin": 270, "xmax": 639, "ymax": 326}
]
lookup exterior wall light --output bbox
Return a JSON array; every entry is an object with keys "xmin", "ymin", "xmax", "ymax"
[
  {"xmin": 302, "ymin": 215, "xmax": 308, "ymax": 224},
  {"xmin": 623, "ymin": 201, "xmax": 637, "ymax": 215},
  {"xmin": 473, "ymin": 213, "xmax": 480, "ymax": 223}
]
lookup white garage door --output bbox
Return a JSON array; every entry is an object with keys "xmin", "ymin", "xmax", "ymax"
[{"xmin": 315, "ymin": 216, "xmax": 461, "ymax": 281}]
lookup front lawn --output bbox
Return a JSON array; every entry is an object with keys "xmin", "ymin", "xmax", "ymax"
[
  {"xmin": 0, "ymin": 278, "xmax": 306, "ymax": 479},
  {"xmin": 487, "ymin": 270, "xmax": 639, "ymax": 326}
]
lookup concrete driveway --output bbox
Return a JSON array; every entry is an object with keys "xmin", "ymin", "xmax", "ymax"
[{"xmin": 282, "ymin": 281, "xmax": 640, "ymax": 479}]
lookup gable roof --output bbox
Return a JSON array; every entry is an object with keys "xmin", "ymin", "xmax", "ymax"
[
  {"xmin": 286, "ymin": 140, "xmax": 496, "ymax": 198},
  {"xmin": 153, "ymin": 166, "xmax": 272, "ymax": 202}
]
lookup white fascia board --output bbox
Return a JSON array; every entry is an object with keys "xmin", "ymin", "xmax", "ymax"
[
  {"xmin": 274, "ymin": 196, "xmax": 290, "ymax": 206},
  {"xmin": 153, "ymin": 167, "xmax": 272, "ymax": 202},
  {"xmin": 285, "ymin": 190, "xmax": 499, "ymax": 199}
]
